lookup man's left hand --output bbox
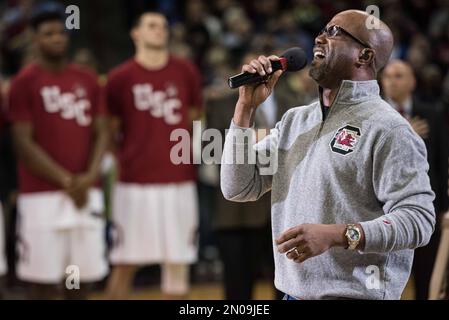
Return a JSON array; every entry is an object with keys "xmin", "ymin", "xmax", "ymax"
[{"xmin": 275, "ymin": 224, "xmax": 347, "ymax": 263}]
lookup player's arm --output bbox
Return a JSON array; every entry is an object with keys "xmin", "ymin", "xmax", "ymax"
[
  {"xmin": 66, "ymin": 115, "xmax": 109, "ymax": 208},
  {"xmin": 86, "ymin": 115, "xmax": 110, "ymax": 180},
  {"xmin": 12, "ymin": 122, "xmax": 73, "ymax": 189}
]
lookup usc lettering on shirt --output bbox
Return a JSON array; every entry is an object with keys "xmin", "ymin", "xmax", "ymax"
[
  {"xmin": 132, "ymin": 83, "xmax": 182, "ymax": 125},
  {"xmin": 8, "ymin": 63, "xmax": 106, "ymax": 193},
  {"xmin": 107, "ymin": 57, "xmax": 203, "ymax": 184},
  {"xmin": 40, "ymin": 85, "xmax": 92, "ymax": 126}
]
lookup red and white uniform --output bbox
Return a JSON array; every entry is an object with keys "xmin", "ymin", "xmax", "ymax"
[
  {"xmin": 107, "ymin": 57, "xmax": 202, "ymax": 270},
  {"xmin": 8, "ymin": 63, "xmax": 108, "ymax": 283}
]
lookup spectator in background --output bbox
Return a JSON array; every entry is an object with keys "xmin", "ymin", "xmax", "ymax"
[
  {"xmin": 245, "ymin": 0, "xmax": 281, "ymax": 32},
  {"xmin": 290, "ymin": 0, "xmax": 325, "ymax": 35},
  {"xmin": 73, "ymin": 48, "xmax": 99, "ymax": 73},
  {"xmin": 105, "ymin": 11, "xmax": 202, "ymax": 300},
  {"xmin": 406, "ymin": 34, "xmax": 432, "ymax": 73},
  {"xmin": 416, "ymin": 64, "xmax": 444, "ymax": 102},
  {"xmin": 168, "ymin": 23, "xmax": 194, "ymax": 60},
  {"xmin": 271, "ymin": 11, "xmax": 314, "ymax": 58},
  {"xmin": 222, "ymin": 6, "xmax": 253, "ymax": 64},
  {"xmin": 8, "ymin": 10, "xmax": 109, "ymax": 299},
  {"xmin": 183, "ymin": 0, "xmax": 218, "ymax": 69},
  {"xmin": 0, "ymin": 0, "xmax": 35, "ymax": 77},
  {"xmin": 382, "ymin": 59, "xmax": 449, "ymax": 300}
]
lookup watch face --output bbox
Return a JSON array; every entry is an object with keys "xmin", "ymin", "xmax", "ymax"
[{"xmin": 348, "ymin": 228, "xmax": 360, "ymax": 241}]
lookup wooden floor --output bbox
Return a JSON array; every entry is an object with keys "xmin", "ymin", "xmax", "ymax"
[{"xmin": 91, "ymin": 279, "xmax": 416, "ymax": 300}]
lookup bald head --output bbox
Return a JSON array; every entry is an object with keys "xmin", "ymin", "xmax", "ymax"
[
  {"xmin": 329, "ymin": 10, "xmax": 394, "ymax": 71},
  {"xmin": 381, "ymin": 59, "xmax": 416, "ymax": 102},
  {"xmin": 310, "ymin": 9, "xmax": 395, "ymax": 88}
]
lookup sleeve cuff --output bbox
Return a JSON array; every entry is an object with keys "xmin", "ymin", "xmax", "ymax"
[
  {"xmin": 359, "ymin": 219, "xmax": 388, "ymax": 253},
  {"xmin": 230, "ymin": 119, "xmax": 255, "ymax": 130}
]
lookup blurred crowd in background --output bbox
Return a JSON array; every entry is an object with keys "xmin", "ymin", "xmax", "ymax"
[{"xmin": 0, "ymin": 0, "xmax": 449, "ymax": 300}]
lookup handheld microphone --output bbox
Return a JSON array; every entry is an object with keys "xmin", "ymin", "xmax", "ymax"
[{"xmin": 228, "ymin": 47, "xmax": 308, "ymax": 89}]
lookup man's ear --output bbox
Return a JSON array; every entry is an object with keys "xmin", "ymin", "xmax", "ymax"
[{"xmin": 357, "ymin": 48, "xmax": 375, "ymax": 67}]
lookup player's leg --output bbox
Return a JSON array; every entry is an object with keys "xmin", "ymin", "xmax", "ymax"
[
  {"xmin": 105, "ymin": 264, "xmax": 138, "ymax": 299},
  {"xmin": 16, "ymin": 192, "xmax": 69, "ymax": 300},
  {"xmin": 106, "ymin": 183, "xmax": 139, "ymax": 299},
  {"xmin": 107, "ymin": 183, "xmax": 162, "ymax": 299},
  {"xmin": 18, "ymin": 230, "xmax": 66, "ymax": 299},
  {"xmin": 162, "ymin": 182, "xmax": 199, "ymax": 299},
  {"xmin": 67, "ymin": 188, "xmax": 109, "ymax": 300},
  {"xmin": 161, "ymin": 263, "xmax": 190, "ymax": 299}
]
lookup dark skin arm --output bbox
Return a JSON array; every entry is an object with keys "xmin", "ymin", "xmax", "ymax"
[
  {"xmin": 12, "ymin": 122, "xmax": 73, "ymax": 190},
  {"xmin": 66, "ymin": 115, "xmax": 109, "ymax": 208},
  {"xmin": 275, "ymin": 223, "xmax": 366, "ymax": 263}
]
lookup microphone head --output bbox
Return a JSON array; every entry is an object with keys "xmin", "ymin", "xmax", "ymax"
[{"xmin": 281, "ymin": 47, "xmax": 307, "ymax": 72}]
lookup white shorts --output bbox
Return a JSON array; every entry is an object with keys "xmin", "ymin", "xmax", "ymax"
[
  {"xmin": 16, "ymin": 189, "xmax": 108, "ymax": 284},
  {"xmin": 0, "ymin": 203, "xmax": 6, "ymax": 276},
  {"xmin": 110, "ymin": 182, "xmax": 199, "ymax": 265}
]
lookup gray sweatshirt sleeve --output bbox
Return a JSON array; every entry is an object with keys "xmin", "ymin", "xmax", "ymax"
[
  {"xmin": 220, "ymin": 120, "xmax": 280, "ymax": 202},
  {"xmin": 360, "ymin": 125, "xmax": 436, "ymax": 253}
]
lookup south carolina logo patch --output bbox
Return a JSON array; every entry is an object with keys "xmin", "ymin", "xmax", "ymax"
[{"xmin": 330, "ymin": 125, "xmax": 361, "ymax": 155}]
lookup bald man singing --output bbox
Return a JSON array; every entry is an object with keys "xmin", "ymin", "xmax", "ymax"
[{"xmin": 221, "ymin": 10, "xmax": 435, "ymax": 299}]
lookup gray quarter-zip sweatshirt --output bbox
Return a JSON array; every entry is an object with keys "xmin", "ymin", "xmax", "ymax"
[{"xmin": 220, "ymin": 80, "xmax": 435, "ymax": 300}]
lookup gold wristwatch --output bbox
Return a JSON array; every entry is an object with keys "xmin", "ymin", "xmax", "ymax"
[{"xmin": 345, "ymin": 224, "xmax": 361, "ymax": 250}]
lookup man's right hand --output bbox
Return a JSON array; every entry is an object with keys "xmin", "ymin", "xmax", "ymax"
[{"xmin": 233, "ymin": 55, "xmax": 283, "ymax": 127}]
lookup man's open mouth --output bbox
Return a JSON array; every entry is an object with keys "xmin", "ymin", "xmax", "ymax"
[{"xmin": 313, "ymin": 49, "xmax": 326, "ymax": 60}]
